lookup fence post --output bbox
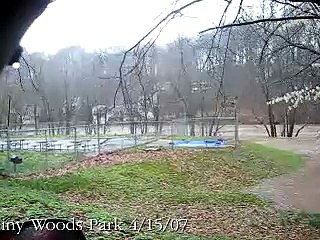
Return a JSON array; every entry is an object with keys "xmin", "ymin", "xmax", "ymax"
[
  {"xmin": 134, "ymin": 127, "xmax": 137, "ymax": 147},
  {"xmin": 97, "ymin": 122, "xmax": 100, "ymax": 154},
  {"xmin": 6, "ymin": 129, "xmax": 10, "ymax": 172},
  {"xmin": 6, "ymin": 95, "xmax": 11, "ymax": 170},
  {"xmin": 45, "ymin": 129, "xmax": 48, "ymax": 169},
  {"xmin": 234, "ymin": 97, "xmax": 239, "ymax": 147},
  {"xmin": 170, "ymin": 121, "xmax": 174, "ymax": 149},
  {"xmin": 74, "ymin": 126, "xmax": 78, "ymax": 160}
]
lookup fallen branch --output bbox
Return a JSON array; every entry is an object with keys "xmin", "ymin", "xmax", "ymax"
[
  {"xmin": 295, "ymin": 123, "xmax": 308, "ymax": 137},
  {"xmin": 252, "ymin": 109, "xmax": 271, "ymax": 137},
  {"xmin": 294, "ymin": 116, "xmax": 311, "ymax": 137}
]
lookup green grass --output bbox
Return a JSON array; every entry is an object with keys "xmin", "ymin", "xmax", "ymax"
[
  {"xmin": 20, "ymin": 160, "xmax": 265, "ymax": 207},
  {"xmin": 0, "ymin": 180, "xmax": 116, "ymax": 224},
  {"xmin": 279, "ymin": 211, "xmax": 320, "ymax": 229},
  {"xmin": 0, "ymin": 181, "xmax": 72, "ymax": 220},
  {"xmin": 238, "ymin": 142, "xmax": 303, "ymax": 179},
  {"xmin": 0, "ymin": 151, "xmax": 75, "ymax": 174},
  {"xmin": 20, "ymin": 146, "xmax": 279, "ymax": 207},
  {"xmin": 0, "ymin": 142, "xmax": 312, "ymax": 239}
]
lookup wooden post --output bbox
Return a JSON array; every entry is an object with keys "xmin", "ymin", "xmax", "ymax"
[
  {"xmin": 45, "ymin": 130, "xmax": 48, "ymax": 169},
  {"xmin": 97, "ymin": 117, "xmax": 100, "ymax": 154},
  {"xmin": 201, "ymin": 95, "xmax": 205, "ymax": 136},
  {"xmin": 6, "ymin": 95, "xmax": 11, "ymax": 164},
  {"xmin": 74, "ymin": 127, "xmax": 77, "ymax": 160},
  {"xmin": 34, "ymin": 104, "xmax": 38, "ymax": 135},
  {"xmin": 234, "ymin": 96, "xmax": 239, "ymax": 147}
]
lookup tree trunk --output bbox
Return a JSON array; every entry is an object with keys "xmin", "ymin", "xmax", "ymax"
[
  {"xmin": 154, "ymin": 107, "xmax": 160, "ymax": 133},
  {"xmin": 189, "ymin": 115, "xmax": 195, "ymax": 136},
  {"xmin": 208, "ymin": 119, "xmax": 215, "ymax": 136},
  {"xmin": 104, "ymin": 111, "xmax": 107, "ymax": 134},
  {"xmin": 65, "ymin": 108, "xmax": 71, "ymax": 136},
  {"xmin": 7, "ymin": 95, "xmax": 11, "ymax": 130},
  {"xmin": 268, "ymin": 104, "xmax": 277, "ymax": 137},
  {"xmin": 281, "ymin": 108, "xmax": 288, "ymax": 137},
  {"xmin": 18, "ymin": 114, "xmax": 23, "ymax": 130},
  {"xmin": 201, "ymin": 95, "xmax": 204, "ymax": 136},
  {"xmin": 34, "ymin": 104, "xmax": 38, "ymax": 135},
  {"xmin": 144, "ymin": 112, "xmax": 148, "ymax": 135},
  {"xmin": 130, "ymin": 122, "xmax": 135, "ymax": 135},
  {"xmin": 287, "ymin": 108, "xmax": 296, "ymax": 137},
  {"xmin": 96, "ymin": 112, "xmax": 101, "ymax": 136}
]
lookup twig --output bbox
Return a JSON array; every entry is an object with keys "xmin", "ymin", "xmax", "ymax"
[
  {"xmin": 114, "ymin": 0, "xmax": 204, "ymax": 108},
  {"xmin": 21, "ymin": 56, "xmax": 40, "ymax": 91},
  {"xmin": 295, "ymin": 123, "xmax": 307, "ymax": 137},
  {"xmin": 199, "ymin": 15, "xmax": 320, "ymax": 33},
  {"xmin": 17, "ymin": 68, "xmax": 25, "ymax": 91},
  {"xmin": 252, "ymin": 109, "xmax": 271, "ymax": 137},
  {"xmin": 289, "ymin": 0, "xmax": 320, "ymax": 4},
  {"xmin": 273, "ymin": 0, "xmax": 319, "ymax": 16},
  {"xmin": 272, "ymin": 56, "xmax": 320, "ymax": 85}
]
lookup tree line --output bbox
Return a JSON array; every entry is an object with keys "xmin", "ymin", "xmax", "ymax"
[{"xmin": 1, "ymin": 0, "xmax": 320, "ymax": 137}]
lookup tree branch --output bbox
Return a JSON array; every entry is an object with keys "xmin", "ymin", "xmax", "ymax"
[
  {"xmin": 295, "ymin": 123, "xmax": 308, "ymax": 136},
  {"xmin": 113, "ymin": 0, "xmax": 205, "ymax": 109},
  {"xmin": 273, "ymin": 0, "xmax": 319, "ymax": 16},
  {"xmin": 289, "ymin": 0, "xmax": 320, "ymax": 4},
  {"xmin": 252, "ymin": 109, "xmax": 271, "ymax": 137},
  {"xmin": 272, "ymin": 56, "xmax": 320, "ymax": 85},
  {"xmin": 200, "ymin": 15, "xmax": 320, "ymax": 33}
]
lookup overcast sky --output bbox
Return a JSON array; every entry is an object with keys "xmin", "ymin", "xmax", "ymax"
[{"xmin": 21, "ymin": 0, "xmax": 257, "ymax": 54}]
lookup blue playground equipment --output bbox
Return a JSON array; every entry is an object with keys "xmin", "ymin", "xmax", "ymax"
[{"xmin": 169, "ymin": 139, "xmax": 225, "ymax": 148}]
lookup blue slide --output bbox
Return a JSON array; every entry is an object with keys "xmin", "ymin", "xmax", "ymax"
[{"xmin": 169, "ymin": 139, "xmax": 225, "ymax": 148}]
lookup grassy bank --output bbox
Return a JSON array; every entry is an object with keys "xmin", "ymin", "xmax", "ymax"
[
  {"xmin": 0, "ymin": 142, "xmax": 317, "ymax": 239},
  {"xmin": 0, "ymin": 151, "xmax": 75, "ymax": 174}
]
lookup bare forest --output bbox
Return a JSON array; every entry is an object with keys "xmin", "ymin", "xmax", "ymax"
[{"xmin": 1, "ymin": 0, "xmax": 320, "ymax": 138}]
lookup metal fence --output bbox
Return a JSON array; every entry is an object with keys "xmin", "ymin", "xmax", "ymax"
[{"xmin": 0, "ymin": 117, "xmax": 238, "ymax": 175}]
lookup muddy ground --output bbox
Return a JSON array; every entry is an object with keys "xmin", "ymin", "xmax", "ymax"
[{"xmin": 249, "ymin": 137, "xmax": 320, "ymax": 213}]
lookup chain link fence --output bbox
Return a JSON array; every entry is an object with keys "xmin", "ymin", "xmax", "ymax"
[{"xmin": 0, "ymin": 117, "xmax": 238, "ymax": 175}]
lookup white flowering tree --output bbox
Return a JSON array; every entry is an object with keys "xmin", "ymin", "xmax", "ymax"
[
  {"xmin": 266, "ymin": 85, "xmax": 320, "ymax": 136},
  {"xmin": 267, "ymin": 85, "xmax": 320, "ymax": 109},
  {"xmin": 239, "ymin": 13, "xmax": 320, "ymax": 137}
]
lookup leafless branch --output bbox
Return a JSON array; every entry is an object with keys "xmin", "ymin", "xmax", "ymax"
[
  {"xmin": 289, "ymin": 0, "xmax": 320, "ymax": 4},
  {"xmin": 202, "ymin": 0, "xmax": 232, "ymax": 69},
  {"xmin": 252, "ymin": 109, "xmax": 271, "ymax": 137},
  {"xmin": 21, "ymin": 55, "xmax": 40, "ymax": 91},
  {"xmin": 275, "ymin": 33, "xmax": 320, "ymax": 56},
  {"xmin": 17, "ymin": 68, "xmax": 25, "ymax": 91},
  {"xmin": 258, "ymin": 22, "xmax": 291, "ymax": 64},
  {"xmin": 113, "ymin": 0, "xmax": 205, "ymax": 109},
  {"xmin": 273, "ymin": 0, "xmax": 318, "ymax": 16},
  {"xmin": 272, "ymin": 56, "xmax": 320, "ymax": 85},
  {"xmin": 295, "ymin": 123, "xmax": 308, "ymax": 136},
  {"xmin": 200, "ymin": 15, "xmax": 320, "ymax": 33}
]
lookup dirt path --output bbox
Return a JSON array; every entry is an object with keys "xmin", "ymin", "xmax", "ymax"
[{"xmin": 248, "ymin": 138, "xmax": 320, "ymax": 213}]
